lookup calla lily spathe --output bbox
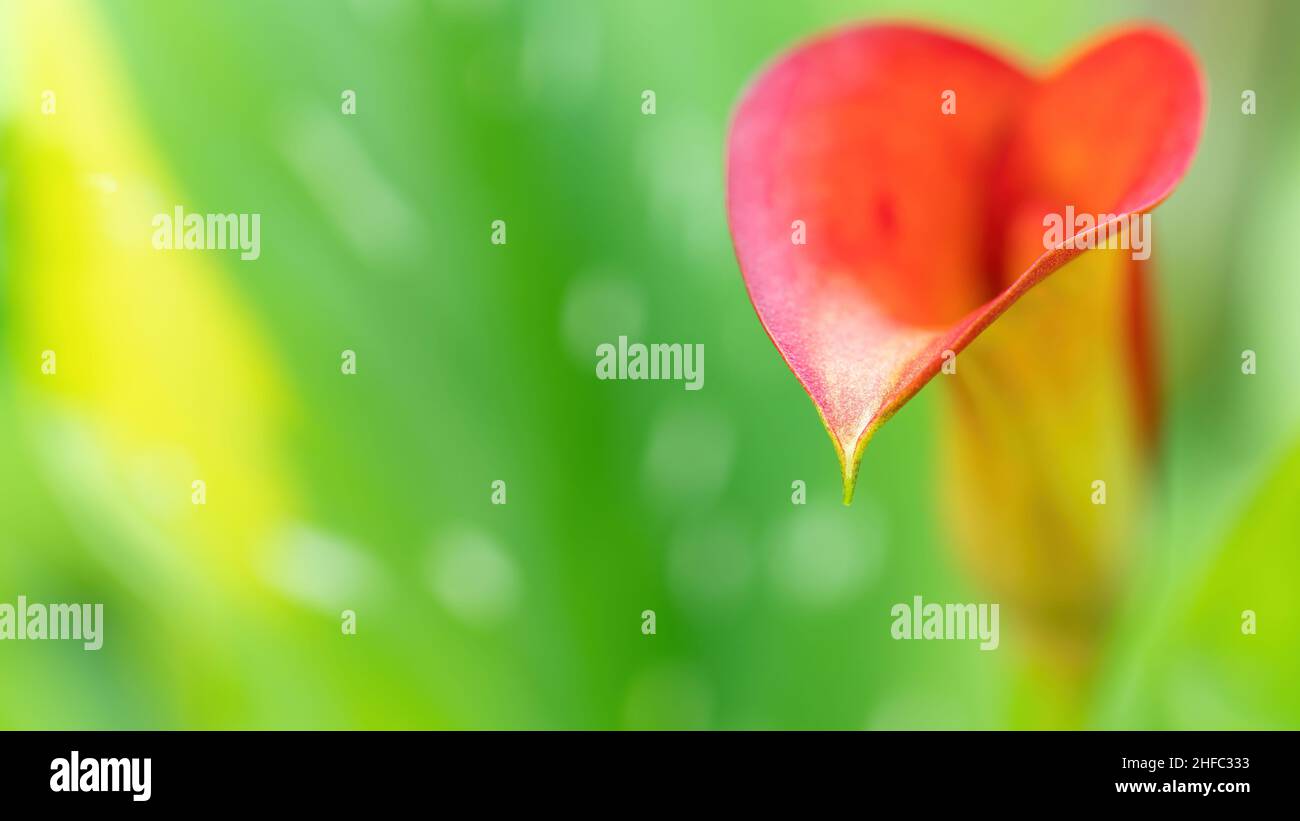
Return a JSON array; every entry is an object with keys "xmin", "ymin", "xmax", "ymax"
[{"xmin": 727, "ymin": 24, "xmax": 1203, "ymax": 503}]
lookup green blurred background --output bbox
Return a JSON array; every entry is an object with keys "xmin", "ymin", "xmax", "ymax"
[{"xmin": 0, "ymin": 0, "xmax": 1296, "ymax": 729}]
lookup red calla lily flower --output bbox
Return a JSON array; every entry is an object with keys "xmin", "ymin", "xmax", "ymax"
[{"xmin": 727, "ymin": 24, "xmax": 1204, "ymax": 503}]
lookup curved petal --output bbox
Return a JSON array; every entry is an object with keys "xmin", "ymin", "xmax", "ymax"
[
  {"xmin": 994, "ymin": 27, "xmax": 1208, "ymax": 283},
  {"xmin": 727, "ymin": 24, "xmax": 1203, "ymax": 502}
]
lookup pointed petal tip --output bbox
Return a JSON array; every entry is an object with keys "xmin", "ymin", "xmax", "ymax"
[
  {"xmin": 832, "ymin": 427, "xmax": 868, "ymax": 506},
  {"xmin": 841, "ymin": 473, "xmax": 857, "ymax": 506}
]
